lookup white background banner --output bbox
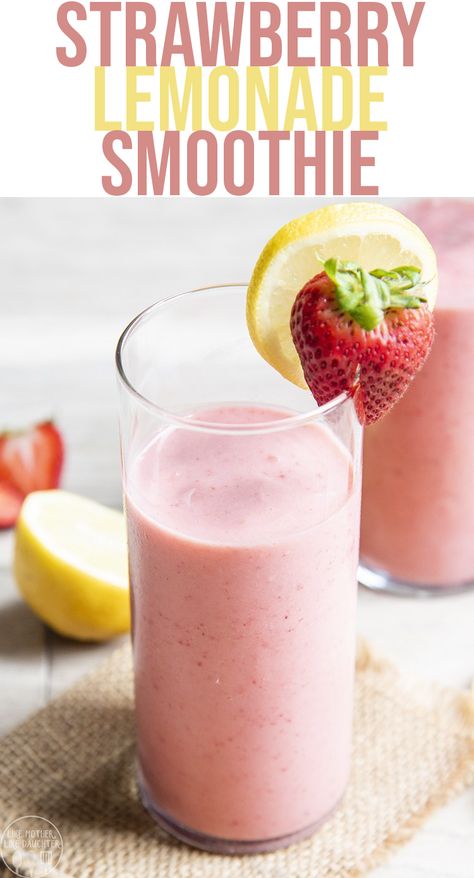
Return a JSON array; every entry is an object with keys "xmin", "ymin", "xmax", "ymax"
[{"xmin": 0, "ymin": 0, "xmax": 472, "ymax": 196}]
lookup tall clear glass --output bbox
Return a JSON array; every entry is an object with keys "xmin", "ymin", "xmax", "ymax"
[{"xmin": 116, "ymin": 285, "xmax": 362, "ymax": 853}]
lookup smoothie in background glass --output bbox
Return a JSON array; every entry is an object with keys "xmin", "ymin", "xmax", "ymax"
[
  {"xmin": 117, "ymin": 285, "xmax": 362, "ymax": 852},
  {"xmin": 360, "ymin": 199, "xmax": 474, "ymax": 593}
]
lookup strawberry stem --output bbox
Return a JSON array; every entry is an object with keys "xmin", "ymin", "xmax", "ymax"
[{"xmin": 324, "ymin": 259, "xmax": 427, "ymax": 331}]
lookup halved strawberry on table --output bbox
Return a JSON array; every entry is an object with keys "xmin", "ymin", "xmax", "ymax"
[
  {"xmin": 290, "ymin": 259, "xmax": 435, "ymax": 425},
  {"xmin": 0, "ymin": 482, "xmax": 24, "ymax": 529},
  {"xmin": 0, "ymin": 421, "xmax": 64, "ymax": 528}
]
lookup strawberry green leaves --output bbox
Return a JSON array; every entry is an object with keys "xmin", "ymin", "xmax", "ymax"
[{"xmin": 324, "ymin": 258, "xmax": 427, "ymax": 332}]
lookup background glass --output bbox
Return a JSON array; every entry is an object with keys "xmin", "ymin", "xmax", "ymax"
[{"xmin": 359, "ymin": 199, "xmax": 474, "ymax": 596}]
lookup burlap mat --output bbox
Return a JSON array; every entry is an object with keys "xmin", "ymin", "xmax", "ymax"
[{"xmin": 1, "ymin": 640, "xmax": 473, "ymax": 878}]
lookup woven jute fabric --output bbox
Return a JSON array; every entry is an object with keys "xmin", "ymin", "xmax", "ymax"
[{"xmin": 1, "ymin": 640, "xmax": 473, "ymax": 878}]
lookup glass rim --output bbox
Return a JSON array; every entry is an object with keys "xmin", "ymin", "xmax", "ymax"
[{"xmin": 115, "ymin": 284, "xmax": 351, "ymax": 434}]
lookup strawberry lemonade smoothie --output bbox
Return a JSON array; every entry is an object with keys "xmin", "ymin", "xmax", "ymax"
[
  {"xmin": 126, "ymin": 404, "xmax": 360, "ymax": 848},
  {"xmin": 117, "ymin": 204, "xmax": 433, "ymax": 851},
  {"xmin": 361, "ymin": 200, "xmax": 474, "ymax": 590}
]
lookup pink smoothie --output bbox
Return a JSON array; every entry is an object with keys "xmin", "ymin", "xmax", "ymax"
[
  {"xmin": 126, "ymin": 405, "xmax": 360, "ymax": 844},
  {"xmin": 361, "ymin": 200, "xmax": 474, "ymax": 587}
]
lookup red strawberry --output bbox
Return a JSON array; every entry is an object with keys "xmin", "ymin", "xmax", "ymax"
[
  {"xmin": 0, "ymin": 482, "xmax": 24, "ymax": 529},
  {"xmin": 0, "ymin": 421, "xmax": 64, "ymax": 526},
  {"xmin": 290, "ymin": 259, "xmax": 435, "ymax": 425}
]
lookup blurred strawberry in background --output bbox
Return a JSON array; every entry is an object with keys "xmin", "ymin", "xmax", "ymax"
[{"xmin": 0, "ymin": 421, "xmax": 64, "ymax": 528}]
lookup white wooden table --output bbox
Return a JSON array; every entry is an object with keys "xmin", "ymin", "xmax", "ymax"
[{"xmin": 0, "ymin": 198, "xmax": 473, "ymax": 877}]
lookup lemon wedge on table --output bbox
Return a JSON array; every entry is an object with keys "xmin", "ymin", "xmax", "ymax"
[
  {"xmin": 14, "ymin": 490, "xmax": 130, "ymax": 641},
  {"xmin": 246, "ymin": 202, "xmax": 438, "ymax": 388}
]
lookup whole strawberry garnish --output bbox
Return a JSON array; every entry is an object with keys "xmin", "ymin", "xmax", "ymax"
[
  {"xmin": 0, "ymin": 421, "xmax": 64, "ymax": 528},
  {"xmin": 290, "ymin": 259, "xmax": 434, "ymax": 425}
]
